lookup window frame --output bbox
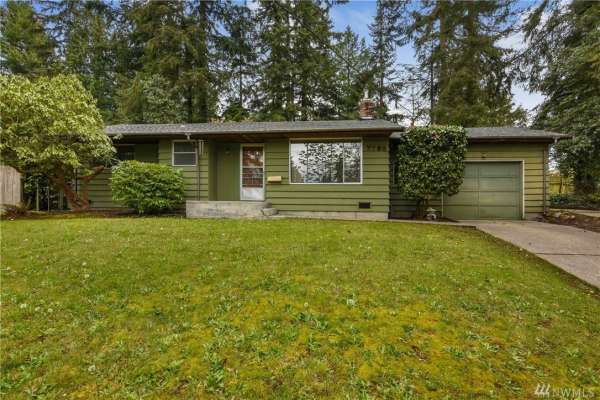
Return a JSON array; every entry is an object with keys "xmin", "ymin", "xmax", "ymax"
[
  {"xmin": 288, "ymin": 138, "xmax": 363, "ymax": 185},
  {"xmin": 172, "ymin": 140, "xmax": 198, "ymax": 167},
  {"xmin": 110, "ymin": 144, "xmax": 136, "ymax": 167}
]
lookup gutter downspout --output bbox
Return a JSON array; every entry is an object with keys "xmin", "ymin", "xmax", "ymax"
[
  {"xmin": 543, "ymin": 147, "xmax": 547, "ymax": 215},
  {"xmin": 196, "ymin": 138, "xmax": 201, "ymax": 201},
  {"xmin": 543, "ymin": 139, "xmax": 556, "ymax": 215},
  {"xmin": 185, "ymin": 133, "xmax": 202, "ymax": 201}
]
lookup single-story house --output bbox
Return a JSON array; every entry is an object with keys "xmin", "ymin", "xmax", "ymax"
[{"xmin": 87, "ymin": 120, "xmax": 566, "ymax": 220}]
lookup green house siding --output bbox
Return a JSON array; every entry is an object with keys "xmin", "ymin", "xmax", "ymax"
[
  {"xmin": 390, "ymin": 142, "xmax": 550, "ymax": 219},
  {"xmin": 158, "ymin": 140, "xmax": 201, "ymax": 201},
  {"xmin": 86, "ymin": 140, "xmax": 203, "ymax": 209},
  {"xmin": 86, "ymin": 170, "xmax": 118, "ymax": 209},
  {"xmin": 264, "ymin": 137, "xmax": 390, "ymax": 213},
  {"xmin": 86, "ymin": 137, "xmax": 547, "ymax": 218},
  {"xmin": 86, "ymin": 142, "xmax": 160, "ymax": 209}
]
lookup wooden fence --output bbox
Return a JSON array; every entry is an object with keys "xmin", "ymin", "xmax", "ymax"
[
  {"xmin": 549, "ymin": 173, "xmax": 573, "ymax": 195},
  {"xmin": 0, "ymin": 165, "xmax": 21, "ymax": 207}
]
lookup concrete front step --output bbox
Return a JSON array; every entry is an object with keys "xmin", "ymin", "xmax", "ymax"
[{"xmin": 186, "ymin": 200, "xmax": 274, "ymax": 218}]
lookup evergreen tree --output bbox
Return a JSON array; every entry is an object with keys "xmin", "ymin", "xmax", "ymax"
[
  {"xmin": 256, "ymin": 0, "xmax": 337, "ymax": 121},
  {"xmin": 522, "ymin": 0, "xmax": 600, "ymax": 193},
  {"xmin": 116, "ymin": 73, "xmax": 185, "ymax": 124},
  {"xmin": 123, "ymin": 0, "xmax": 222, "ymax": 123},
  {"xmin": 0, "ymin": 0, "xmax": 57, "ymax": 76},
  {"xmin": 369, "ymin": 0, "xmax": 407, "ymax": 116},
  {"xmin": 409, "ymin": 0, "xmax": 525, "ymax": 126},
  {"xmin": 332, "ymin": 26, "xmax": 372, "ymax": 119},
  {"xmin": 125, "ymin": 1, "xmax": 187, "ymax": 97},
  {"xmin": 217, "ymin": 1, "xmax": 259, "ymax": 121},
  {"xmin": 183, "ymin": 0, "xmax": 222, "ymax": 123},
  {"xmin": 409, "ymin": 0, "xmax": 456, "ymax": 122},
  {"xmin": 39, "ymin": 0, "xmax": 117, "ymax": 121}
]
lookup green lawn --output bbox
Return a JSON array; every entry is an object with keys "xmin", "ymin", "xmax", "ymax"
[{"xmin": 1, "ymin": 218, "xmax": 599, "ymax": 399}]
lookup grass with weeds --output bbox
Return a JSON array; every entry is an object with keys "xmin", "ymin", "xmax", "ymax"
[{"xmin": 1, "ymin": 218, "xmax": 599, "ymax": 399}]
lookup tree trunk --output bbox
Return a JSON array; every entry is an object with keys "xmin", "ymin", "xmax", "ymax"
[
  {"xmin": 197, "ymin": 0, "xmax": 209, "ymax": 123},
  {"xmin": 51, "ymin": 166, "xmax": 105, "ymax": 211},
  {"xmin": 415, "ymin": 198, "xmax": 429, "ymax": 219},
  {"xmin": 429, "ymin": 44, "xmax": 435, "ymax": 124},
  {"xmin": 52, "ymin": 174, "xmax": 84, "ymax": 211}
]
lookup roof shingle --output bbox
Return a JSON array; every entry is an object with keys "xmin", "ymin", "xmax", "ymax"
[
  {"xmin": 106, "ymin": 120, "xmax": 401, "ymax": 136},
  {"xmin": 390, "ymin": 126, "xmax": 569, "ymax": 141}
]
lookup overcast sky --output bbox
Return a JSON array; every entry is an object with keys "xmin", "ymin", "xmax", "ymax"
[{"xmin": 328, "ymin": 0, "xmax": 545, "ymax": 114}]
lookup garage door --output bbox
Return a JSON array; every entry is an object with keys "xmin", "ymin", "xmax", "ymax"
[{"xmin": 443, "ymin": 162, "xmax": 522, "ymax": 220}]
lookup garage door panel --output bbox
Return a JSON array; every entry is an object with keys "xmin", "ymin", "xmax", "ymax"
[
  {"xmin": 479, "ymin": 206, "xmax": 520, "ymax": 219},
  {"xmin": 478, "ymin": 163, "xmax": 520, "ymax": 177},
  {"xmin": 445, "ymin": 191, "xmax": 478, "ymax": 204},
  {"xmin": 458, "ymin": 177, "xmax": 478, "ymax": 191},
  {"xmin": 479, "ymin": 177, "xmax": 520, "ymax": 192},
  {"xmin": 443, "ymin": 206, "xmax": 478, "ymax": 220},
  {"xmin": 443, "ymin": 162, "xmax": 522, "ymax": 220},
  {"xmin": 478, "ymin": 192, "xmax": 520, "ymax": 206},
  {"xmin": 463, "ymin": 164, "xmax": 478, "ymax": 178}
]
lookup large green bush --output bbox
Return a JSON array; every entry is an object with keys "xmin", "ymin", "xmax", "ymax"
[
  {"xmin": 395, "ymin": 125, "xmax": 467, "ymax": 217},
  {"xmin": 111, "ymin": 161, "xmax": 185, "ymax": 214},
  {"xmin": 0, "ymin": 74, "xmax": 114, "ymax": 210}
]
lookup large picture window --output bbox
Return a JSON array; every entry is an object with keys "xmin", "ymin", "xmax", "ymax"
[
  {"xmin": 172, "ymin": 141, "xmax": 197, "ymax": 166},
  {"xmin": 290, "ymin": 140, "xmax": 361, "ymax": 184}
]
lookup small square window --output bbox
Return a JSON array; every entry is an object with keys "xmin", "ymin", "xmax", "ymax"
[{"xmin": 173, "ymin": 141, "xmax": 197, "ymax": 166}]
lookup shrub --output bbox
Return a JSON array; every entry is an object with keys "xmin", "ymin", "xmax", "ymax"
[
  {"xmin": 0, "ymin": 74, "xmax": 113, "ymax": 210},
  {"xmin": 111, "ymin": 161, "xmax": 185, "ymax": 214},
  {"xmin": 394, "ymin": 125, "xmax": 468, "ymax": 217},
  {"xmin": 550, "ymin": 193, "xmax": 600, "ymax": 210}
]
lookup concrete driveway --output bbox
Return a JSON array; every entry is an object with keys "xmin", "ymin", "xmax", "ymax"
[{"xmin": 470, "ymin": 221, "xmax": 600, "ymax": 288}]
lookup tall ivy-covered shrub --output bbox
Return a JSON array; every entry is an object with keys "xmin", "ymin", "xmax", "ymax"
[
  {"xmin": 111, "ymin": 161, "xmax": 185, "ymax": 214},
  {"xmin": 395, "ymin": 125, "xmax": 467, "ymax": 218}
]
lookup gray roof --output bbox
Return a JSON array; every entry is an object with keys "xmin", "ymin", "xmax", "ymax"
[
  {"xmin": 390, "ymin": 126, "xmax": 570, "ymax": 141},
  {"xmin": 465, "ymin": 126, "xmax": 569, "ymax": 140},
  {"xmin": 106, "ymin": 120, "xmax": 400, "ymax": 136}
]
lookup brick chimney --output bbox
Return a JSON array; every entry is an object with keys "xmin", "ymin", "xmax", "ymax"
[{"xmin": 358, "ymin": 89, "xmax": 376, "ymax": 120}]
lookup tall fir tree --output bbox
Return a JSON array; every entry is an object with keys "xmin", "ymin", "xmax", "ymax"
[
  {"xmin": 256, "ymin": 0, "xmax": 337, "ymax": 121},
  {"xmin": 116, "ymin": 73, "xmax": 185, "ymax": 123},
  {"xmin": 120, "ymin": 0, "xmax": 222, "ymax": 123},
  {"xmin": 39, "ymin": 0, "xmax": 117, "ymax": 121},
  {"xmin": 217, "ymin": 1, "xmax": 259, "ymax": 121},
  {"xmin": 408, "ymin": 0, "xmax": 456, "ymax": 122},
  {"xmin": 369, "ymin": 0, "xmax": 407, "ymax": 116},
  {"xmin": 184, "ymin": 0, "xmax": 222, "ymax": 123},
  {"xmin": 332, "ymin": 26, "xmax": 372, "ymax": 119},
  {"xmin": 409, "ymin": 0, "xmax": 524, "ymax": 126},
  {"xmin": 521, "ymin": 0, "xmax": 600, "ymax": 193},
  {"xmin": 0, "ymin": 0, "xmax": 57, "ymax": 76}
]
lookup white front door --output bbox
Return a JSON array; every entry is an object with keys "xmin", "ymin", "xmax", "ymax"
[{"xmin": 240, "ymin": 145, "xmax": 264, "ymax": 201}]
